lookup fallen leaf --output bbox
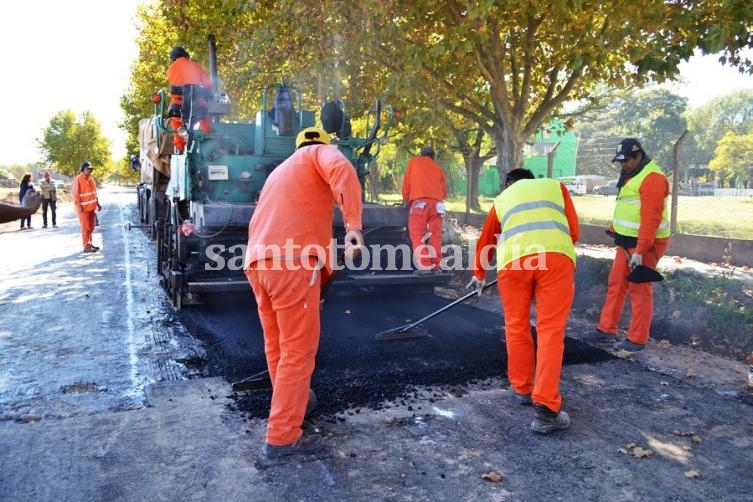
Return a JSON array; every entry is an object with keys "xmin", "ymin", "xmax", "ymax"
[
  {"xmin": 618, "ymin": 448, "xmax": 629, "ymax": 455},
  {"xmin": 682, "ymin": 446, "xmax": 692, "ymax": 451},
  {"xmin": 684, "ymin": 469, "xmax": 701, "ymax": 479},
  {"xmin": 657, "ymin": 340, "xmax": 672, "ymax": 349},
  {"xmin": 660, "ymin": 381, "xmax": 669, "ymax": 386},
  {"xmin": 626, "ymin": 442, "xmax": 637, "ymax": 449},
  {"xmin": 631, "ymin": 447, "xmax": 654, "ymax": 458},
  {"xmin": 481, "ymin": 471, "xmax": 503, "ymax": 482},
  {"xmin": 691, "ymin": 435, "xmax": 702, "ymax": 444},
  {"xmin": 673, "ymin": 430, "xmax": 696, "ymax": 437},
  {"xmin": 344, "ymin": 309, "xmax": 351, "ymax": 315}
]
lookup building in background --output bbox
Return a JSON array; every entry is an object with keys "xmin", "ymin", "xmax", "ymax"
[{"xmin": 523, "ymin": 119, "xmax": 579, "ymax": 179}]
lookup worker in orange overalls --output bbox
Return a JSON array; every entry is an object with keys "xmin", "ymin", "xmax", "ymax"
[
  {"xmin": 166, "ymin": 46, "xmax": 212, "ymax": 153},
  {"xmin": 72, "ymin": 161, "xmax": 102, "ymax": 253},
  {"xmin": 401, "ymin": 146, "xmax": 447, "ymax": 273},
  {"xmin": 244, "ymin": 127, "xmax": 365, "ymax": 460},
  {"xmin": 470, "ymin": 168, "xmax": 579, "ymax": 434},
  {"xmin": 582, "ymin": 138, "xmax": 670, "ymax": 352}
]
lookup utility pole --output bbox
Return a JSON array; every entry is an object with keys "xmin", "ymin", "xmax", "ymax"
[
  {"xmin": 671, "ymin": 130, "xmax": 688, "ymax": 235},
  {"xmin": 546, "ymin": 141, "xmax": 561, "ymax": 178}
]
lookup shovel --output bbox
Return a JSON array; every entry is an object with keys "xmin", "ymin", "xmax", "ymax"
[
  {"xmin": 375, "ymin": 279, "xmax": 499, "ymax": 340},
  {"xmin": 620, "ymin": 247, "xmax": 663, "ymax": 283}
]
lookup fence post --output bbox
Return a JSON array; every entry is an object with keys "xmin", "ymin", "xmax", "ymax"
[{"xmin": 671, "ymin": 130, "xmax": 688, "ymax": 235}]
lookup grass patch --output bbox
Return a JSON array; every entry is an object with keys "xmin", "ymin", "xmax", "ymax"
[{"xmin": 378, "ymin": 192, "xmax": 753, "ymax": 239}]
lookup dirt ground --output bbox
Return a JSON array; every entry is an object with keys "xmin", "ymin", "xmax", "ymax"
[{"xmin": 2, "ymin": 190, "xmax": 753, "ymax": 501}]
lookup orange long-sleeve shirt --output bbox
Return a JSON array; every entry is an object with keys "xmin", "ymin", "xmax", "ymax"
[
  {"xmin": 401, "ymin": 155, "xmax": 447, "ymax": 203},
  {"xmin": 635, "ymin": 171, "xmax": 670, "ymax": 255},
  {"xmin": 472, "ymin": 183, "xmax": 579, "ymax": 280},
  {"xmin": 166, "ymin": 57, "xmax": 211, "ymax": 106},
  {"xmin": 245, "ymin": 144, "xmax": 363, "ymax": 268}
]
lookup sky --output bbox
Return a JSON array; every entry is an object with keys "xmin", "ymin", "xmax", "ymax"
[{"xmin": 0, "ymin": 2, "xmax": 751, "ymax": 167}]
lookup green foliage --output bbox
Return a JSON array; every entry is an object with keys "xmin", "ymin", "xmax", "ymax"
[
  {"xmin": 573, "ymin": 88, "xmax": 690, "ymax": 177},
  {"xmin": 121, "ymin": 0, "xmax": 753, "ymax": 200},
  {"xmin": 708, "ymin": 131, "xmax": 753, "ymax": 187},
  {"xmin": 664, "ymin": 269, "xmax": 753, "ymax": 343},
  {"xmin": 685, "ymin": 89, "xmax": 753, "ymax": 165},
  {"xmin": 37, "ymin": 110, "xmax": 112, "ymax": 178}
]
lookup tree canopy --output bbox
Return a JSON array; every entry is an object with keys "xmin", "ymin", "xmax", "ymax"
[
  {"xmin": 37, "ymin": 110, "xmax": 112, "ymax": 178},
  {"xmin": 121, "ymin": 0, "xmax": 753, "ymax": 196}
]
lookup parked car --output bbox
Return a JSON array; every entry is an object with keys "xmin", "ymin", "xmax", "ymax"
[
  {"xmin": 556, "ymin": 176, "xmax": 588, "ymax": 196},
  {"xmin": 594, "ymin": 180, "xmax": 619, "ymax": 196}
]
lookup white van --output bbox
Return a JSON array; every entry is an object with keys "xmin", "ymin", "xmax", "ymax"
[{"xmin": 557, "ymin": 176, "xmax": 587, "ymax": 196}]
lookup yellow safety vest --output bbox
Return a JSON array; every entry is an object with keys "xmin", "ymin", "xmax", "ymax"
[
  {"xmin": 493, "ymin": 178, "xmax": 576, "ymax": 270},
  {"xmin": 612, "ymin": 160, "xmax": 670, "ymax": 238}
]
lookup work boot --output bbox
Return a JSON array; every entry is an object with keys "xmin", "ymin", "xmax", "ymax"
[
  {"xmin": 509, "ymin": 386, "xmax": 532, "ymax": 406},
  {"xmin": 530, "ymin": 404, "xmax": 571, "ymax": 434},
  {"xmin": 305, "ymin": 389, "xmax": 317, "ymax": 418},
  {"xmin": 613, "ymin": 340, "xmax": 645, "ymax": 352},
  {"xmin": 262, "ymin": 433, "xmax": 324, "ymax": 460},
  {"xmin": 83, "ymin": 246, "xmax": 98, "ymax": 253},
  {"xmin": 581, "ymin": 329, "xmax": 614, "ymax": 342},
  {"xmin": 90, "ymin": 245, "xmax": 101, "ymax": 251}
]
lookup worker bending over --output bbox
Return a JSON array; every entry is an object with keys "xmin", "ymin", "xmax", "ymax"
[{"xmin": 244, "ymin": 127, "xmax": 365, "ymax": 460}]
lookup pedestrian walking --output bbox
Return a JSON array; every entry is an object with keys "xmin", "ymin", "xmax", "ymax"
[
  {"xmin": 243, "ymin": 127, "xmax": 365, "ymax": 460},
  {"xmin": 72, "ymin": 161, "xmax": 102, "ymax": 253},
  {"xmin": 401, "ymin": 146, "xmax": 447, "ymax": 273},
  {"xmin": 18, "ymin": 173, "xmax": 35, "ymax": 230},
  {"xmin": 582, "ymin": 138, "xmax": 670, "ymax": 352},
  {"xmin": 469, "ymin": 168, "xmax": 579, "ymax": 434},
  {"xmin": 38, "ymin": 170, "xmax": 58, "ymax": 228}
]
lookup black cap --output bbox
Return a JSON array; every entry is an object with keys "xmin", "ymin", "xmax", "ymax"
[
  {"xmin": 420, "ymin": 146, "xmax": 435, "ymax": 157},
  {"xmin": 505, "ymin": 168, "xmax": 535, "ymax": 186},
  {"xmin": 169, "ymin": 46, "xmax": 190, "ymax": 61},
  {"xmin": 612, "ymin": 138, "xmax": 642, "ymax": 162},
  {"xmin": 81, "ymin": 161, "xmax": 92, "ymax": 171}
]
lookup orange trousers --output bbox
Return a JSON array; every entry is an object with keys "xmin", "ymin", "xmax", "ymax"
[
  {"xmin": 77, "ymin": 210, "xmax": 96, "ymax": 249},
  {"xmin": 408, "ymin": 198, "xmax": 443, "ymax": 270},
  {"xmin": 597, "ymin": 241, "xmax": 668, "ymax": 344},
  {"xmin": 497, "ymin": 253, "xmax": 574, "ymax": 413},
  {"xmin": 170, "ymin": 116, "xmax": 211, "ymax": 153},
  {"xmin": 245, "ymin": 258, "xmax": 321, "ymax": 446}
]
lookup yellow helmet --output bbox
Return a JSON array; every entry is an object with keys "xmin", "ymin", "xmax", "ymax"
[{"xmin": 295, "ymin": 127, "xmax": 330, "ymax": 149}]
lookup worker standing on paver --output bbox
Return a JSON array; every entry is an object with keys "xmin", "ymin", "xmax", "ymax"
[
  {"xmin": 402, "ymin": 146, "xmax": 447, "ymax": 273},
  {"xmin": 244, "ymin": 127, "xmax": 365, "ymax": 460},
  {"xmin": 469, "ymin": 168, "xmax": 579, "ymax": 434},
  {"xmin": 582, "ymin": 138, "xmax": 670, "ymax": 352},
  {"xmin": 166, "ymin": 46, "xmax": 212, "ymax": 153}
]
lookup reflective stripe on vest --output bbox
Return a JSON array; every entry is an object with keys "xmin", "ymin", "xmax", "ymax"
[
  {"xmin": 612, "ymin": 160, "xmax": 670, "ymax": 238},
  {"xmin": 493, "ymin": 178, "xmax": 576, "ymax": 269},
  {"xmin": 76, "ymin": 176, "xmax": 98, "ymax": 210}
]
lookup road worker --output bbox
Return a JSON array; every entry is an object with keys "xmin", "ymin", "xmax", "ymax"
[
  {"xmin": 469, "ymin": 168, "xmax": 579, "ymax": 434},
  {"xmin": 582, "ymin": 138, "xmax": 670, "ymax": 351},
  {"xmin": 166, "ymin": 46, "xmax": 212, "ymax": 153},
  {"xmin": 244, "ymin": 127, "xmax": 365, "ymax": 460},
  {"xmin": 72, "ymin": 161, "xmax": 101, "ymax": 253},
  {"xmin": 401, "ymin": 146, "xmax": 447, "ymax": 273}
]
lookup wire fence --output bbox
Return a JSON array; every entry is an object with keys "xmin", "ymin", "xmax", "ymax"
[{"xmin": 369, "ymin": 153, "xmax": 753, "ymax": 242}]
